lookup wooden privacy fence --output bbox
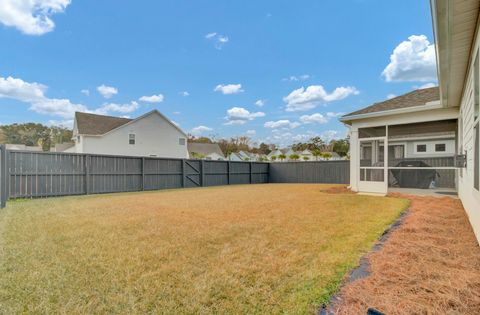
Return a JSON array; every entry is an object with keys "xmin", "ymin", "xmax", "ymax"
[
  {"xmin": 269, "ymin": 160, "xmax": 350, "ymax": 184},
  {"xmin": 0, "ymin": 146, "xmax": 269, "ymax": 203}
]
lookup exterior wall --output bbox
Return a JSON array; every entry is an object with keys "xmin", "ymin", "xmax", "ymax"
[
  {"xmin": 457, "ymin": 20, "xmax": 480, "ymax": 242},
  {"xmin": 78, "ymin": 112, "xmax": 188, "ymax": 158},
  {"xmin": 404, "ymin": 138, "xmax": 455, "ymax": 158}
]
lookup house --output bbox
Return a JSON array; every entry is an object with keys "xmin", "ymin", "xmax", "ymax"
[
  {"xmin": 267, "ymin": 149, "xmax": 283, "ymax": 161},
  {"xmin": 341, "ymin": 0, "xmax": 480, "ymax": 242},
  {"xmin": 238, "ymin": 150, "xmax": 252, "ymax": 161},
  {"xmin": 299, "ymin": 149, "xmax": 313, "ymax": 161},
  {"xmin": 319, "ymin": 151, "xmax": 342, "ymax": 161},
  {"xmin": 51, "ymin": 142, "xmax": 75, "ymax": 152},
  {"xmin": 228, "ymin": 152, "xmax": 244, "ymax": 161},
  {"xmin": 5, "ymin": 144, "xmax": 42, "ymax": 151},
  {"xmin": 187, "ymin": 142, "xmax": 225, "ymax": 160},
  {"xmin": 68, "ymin": 110, "xmax": 188, "ymax": 158}
]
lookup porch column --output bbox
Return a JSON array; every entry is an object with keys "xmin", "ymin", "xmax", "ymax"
[{"xmin": 349, "ymin": 128, "xmax": 359, "ymax": 191}]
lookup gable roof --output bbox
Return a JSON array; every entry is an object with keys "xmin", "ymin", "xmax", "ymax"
[
  {"xmin": 75, "ymin": 110, "xmax": 187, "ymax": 137},
  {"xmin": 75, "ymin": 112, "xmax": 133, "ymax": 135},
  {"xmin": 187, "ymin": 142, "xmax": 225, "ymax": 158},
  {"xmin": 342, "ymin": 87, "xmax": 440, "ymax": 120}
]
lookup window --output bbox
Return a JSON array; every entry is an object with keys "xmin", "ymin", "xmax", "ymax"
[
  {"xmin": 77, "ymin": 136, "xmax": 81, "ymax": 143},
  {"xmin": 179, "ymin": 138, "xmax": 186, "ymax": 145},
  {"xmin": 129, "ymin": 133, "xmax": 135, "ymax": 145},
  {"xmin": 416, "ymin": 144, "xmax": 427, "ymax": 152},
  {"xmin": 435, "ymin": 143, "xmax": 446, "ymax": 152}
]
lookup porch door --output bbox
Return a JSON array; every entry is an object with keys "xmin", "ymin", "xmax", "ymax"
[{"xmin": 358, "ymin": 137, "xmax": 387, "ymax": 194}]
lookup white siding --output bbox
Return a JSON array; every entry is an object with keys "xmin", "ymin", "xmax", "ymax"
[
  {"xmin": 79, "ymin": 112, "xmax": 188, "ymax": 158},
  {"xmin": 457, "ymin": 21, "xmax": 480, "ymax": 242}
]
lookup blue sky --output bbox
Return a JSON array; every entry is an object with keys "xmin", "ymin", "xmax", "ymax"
[{"xmin": 0, "ymin": 0, "xmax": 437, "ymax": 146}]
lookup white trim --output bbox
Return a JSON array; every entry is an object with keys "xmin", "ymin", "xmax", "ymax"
[{"xmin": 340, "ymin": 102, "xmax": 443, "ymax": 123}]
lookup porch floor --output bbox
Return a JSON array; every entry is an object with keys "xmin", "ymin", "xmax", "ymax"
[{"xmin": 388, "ymin": 187, "xmax": 457, "ymax": 197}]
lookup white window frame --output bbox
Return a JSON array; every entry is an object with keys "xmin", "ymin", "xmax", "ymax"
[
  {"xmin": 128, "ymin": 133, "xmax": 136, "ymax": 145},
  {"xmin": 435, "ymin": 143, "xmax": 446, "ymax": 152},
  {"xmin": 415, "ymin": 143, "xmax": 427, "ymax": 153}
]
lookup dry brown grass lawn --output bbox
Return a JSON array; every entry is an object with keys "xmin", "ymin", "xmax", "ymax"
[{"xmin": 0, "ymin": 184, "xmax": 408, "ymax": 314}]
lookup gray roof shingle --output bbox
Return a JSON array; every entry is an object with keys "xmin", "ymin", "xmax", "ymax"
[
  {"xmin": 75, "ymin": 112, "xmax": 132, "ymax": 135},
  {"xmin": 342, "ymin": 87, "xmax": 439, "ymax": 118},
  {"xmin": 187, "ymin": 142, "xmax": 225, "ymax": 158}
]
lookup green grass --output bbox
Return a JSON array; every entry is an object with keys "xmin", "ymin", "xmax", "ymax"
[{"xmin": 0, "ymin": 184, "xmax": 409, "ymax": 314}]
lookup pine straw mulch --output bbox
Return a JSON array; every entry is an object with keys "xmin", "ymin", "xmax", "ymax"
[{"xmin": 327, "ymin": 193, "xmax": 480, "ymax": 315}]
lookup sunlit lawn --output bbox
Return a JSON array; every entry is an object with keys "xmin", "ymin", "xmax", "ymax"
[{"xmin": 0, "ymin": 184, "xmax": 409, "ymax": 314}]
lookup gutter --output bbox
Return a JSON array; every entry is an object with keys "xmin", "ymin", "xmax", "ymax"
[{"xmin": 339, "ymin": 102, "xmax": 444, "ymax": 124}]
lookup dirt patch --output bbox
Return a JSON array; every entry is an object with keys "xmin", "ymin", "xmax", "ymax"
[
  {"xmin": 325, "ymin": 194, "xmax": 480, "ymax": 315},
  {"xmin": 319, "ymin": 186, "xmax": 356, "ymax": 194}
]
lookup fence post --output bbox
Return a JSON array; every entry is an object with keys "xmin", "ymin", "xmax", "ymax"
[
  {"xmin": 200, "ymin": 160, "xmax": 205, "ymax": 187},
  {"xmin": 84, "ymin": 154, "xmax": 90, "ymax": 195},
  {"xmin": 227, "ymin": 161, "xmax": 231, "ymax": 185},
  {"xmin": 141, "ymin": 157, "xmax": 145, "ymax": 191},
  {"xmin": 182, "ymin": 159, "xmax": 186, "ymax": 188},
  {"xmin": 0, "ymin": 145, "xmax": 6, "ymax": 208},
  {"xmin": 249, "ymin": 162, "xmax": 253, "ymax": 184}
]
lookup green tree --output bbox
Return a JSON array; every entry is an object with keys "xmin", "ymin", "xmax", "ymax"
[
  {"xmin": 0, "ymin": 123, "xmax": 72, "ymax": 151},
  {"xmin": 289, "ymin": 154, "xmax": 300, "ymax": 161},
  {"xmin": 270, "ymin": 155, "xmax": 277, "ymax": 162},
  {"xmin": 303, "ymin": 156, "xmax": 310, "ymax": 161},
  {"xmin": 278, "ymin": 154, "xmax": 286, "ymax": 161},
  {"xmin": 312, "ymin": 149, "xmax": 321, "ymax": 161},
  {"xmin": 330, "ymin": 138, "xmax": 349, "ymax": 157},
  {"xmin": 320, "ymin": 152, "xmax": 332, "ymax": 160}
]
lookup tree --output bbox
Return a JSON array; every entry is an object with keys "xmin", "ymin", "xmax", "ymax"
[
  {"xmin": 188, "ymin": 136, "xmax": 213, "ymax": 144},
  {"xmin": 320, "ymin": 152, "xmax": 332, "ymax": 160},
  {"xmin": 278, "ymin": 154, "xmax": 286, "ymax": 161},
  {"xmin": 312, "ymin": 149, "xmax": 321, "ymax": 161},
  {"xmin": 330, "ymin": 138, "xmax": 349, "ymax": 157},
  {"xmin": 0, "ymin": 123, "xmax": 73, "ymax": 151},
  {"xmin": 270, "ymin": 155, "xmax": 277, "ymax": 162},
  {"xmin": 303, "ymin": 156, "xmax": 310, "ymax": 161},
  {"xmin": 289, "ymin": 154, "xmax": 300, "ymax": 161}
]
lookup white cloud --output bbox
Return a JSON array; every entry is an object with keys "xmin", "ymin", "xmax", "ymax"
[
  {"xmin": 191, "ymin": 125, "xmax": 213, "ymax": 135},
  {"xmin": 264, "ymin": 120, "xmax": 300, "ymax": 129},
  {"xmin": 139, "ymin": 94, "xmax": 164, "ymax": 103},
  {"xmin": 214, "ymin": 84, "xmax": 243, "ymax": 95},
  {"xmin": 387, "ymin": 94, "xmax": 396, "ymax": 99},
  {"xmin": 246, "ymin": 129, "xmax": 256, "ymax": 136},
  {"xmin": 225, "ymin": 107, "xmax": 265, "ymax": 125},
  {"xmin": 326, "ymin": 112, "xmax": 344, "ymax": 118},
  {"xmin": 254, "ymin": 99, "xmax": 265, "ymax": 107},
  {"xmin": 95, "ymin": 101, "xmax": 139, "ymax": 115},
  {"xmin": 415, "ymin": 82, "xmax": 437, "ymax": 89},
  {"xmin": 173, "ymin": 111, "xmax": 181, "ymax": 115},
  {"xmin": 81, "ymin": 89, "xmax": 90, "ymax": 96},
  {"xmin": 282, "ymin": 74, "xmax": 310, "ymax": 82},
  {"xmin": 283, "ymin": 85, "xmax": 359, "ymax": 112},
  {"xmin": 0, "ymin": 0, "xmax": 71, "ymax": 35},
  {"xmin": 320, "ymin": 130, "xmax": 341, "ymax": 142},
  {"xmin": 0, "ymin": 75, "xmax": 87, "ymax": 118},
  {"xmin": 205, "ymin": 32, "xmax": 229, "ymax": 49},
  {"xmin": 299, "ymin": 113, "xmax": 328, "ymax": 124},
  {"xmin": 180, "ymin": 91, "xmax": 189, "ymax": 97},
  {"xmin": 382, "ymin": 35, "xmax": 437, "ymax": 82},
  {"xmin": 97, "ymin": 84, "xmax": 118, "ymax": 99}
]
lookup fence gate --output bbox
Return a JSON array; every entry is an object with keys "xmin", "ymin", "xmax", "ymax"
[{"xmin": 183, "ymin": 160, "xmax": 202, "ymax": 188}]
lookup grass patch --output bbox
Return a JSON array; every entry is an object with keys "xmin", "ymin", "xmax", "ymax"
[{"xmin": 0, "ymin": 184, "xmax": 409, "ymax": 314}]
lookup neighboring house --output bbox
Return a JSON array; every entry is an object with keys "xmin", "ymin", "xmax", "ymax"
[
  {"xmin": 319, "ymin": 151, "xmax": 342, "ymax": 161},
  {"xmin": 5, "ymin": 144, "xmax": 42, "ymax": 151},
  {"xmin": 228, "ymin": 152, "xmax": 243, "ymax": 161},
  {"xmin": 267, "ymin": 149, "xmax": 283, "ymax": 160},
  {"xmin": 238, "ymin": 150, "xmax": 252, "ymax": 161},
  {"xmin": 68, "ymin": 110, "xmax": 188, "ymax": 158},
  {"xmin": 299, "ymin": 149, "xmax": 313, "ymax": 161},
  {"xmin": 51, "ymin": 142, "xmax": 75, "ymax": 152},
  {"xmin": 187, "ymin": 142, "xmax": 225, "ymax": 160},
  {"xmin": 340, "ymin": 0, "xmax": 480, "ymax": 243}
]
